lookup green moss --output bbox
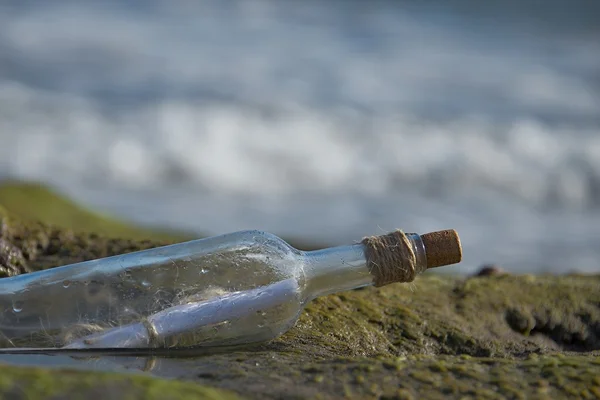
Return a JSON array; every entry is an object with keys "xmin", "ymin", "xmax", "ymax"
[
  {"xmin": 0, "ymin": 181, "xmax": 192, "ymax": 242},
  {"xmin": 0, "ymin": 364, "xmax": 241, "ymax": 400}
]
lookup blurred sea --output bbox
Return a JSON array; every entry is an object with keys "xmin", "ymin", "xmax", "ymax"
[{"xmin": 0, "ymin": 0, "xmax": 599, "ymax": 274}]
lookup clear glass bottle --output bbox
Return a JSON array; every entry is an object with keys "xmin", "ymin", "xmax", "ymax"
[{"xmin": 0, "ymin": 229, "xmax": 461, "ymax": 350}]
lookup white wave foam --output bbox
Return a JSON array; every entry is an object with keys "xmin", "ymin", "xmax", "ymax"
[
  {"xmin": 1, "ymin": 0, "xmax": 599, "ymax": 273},
  {"xmin": 1, "ymin": 82, "xmax": 599, "ymax": 211}
]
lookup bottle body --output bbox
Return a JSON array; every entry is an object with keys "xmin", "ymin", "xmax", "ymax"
[{"xmin": 0, "ymin": 230, "xmax": 307, "ymax": 348}]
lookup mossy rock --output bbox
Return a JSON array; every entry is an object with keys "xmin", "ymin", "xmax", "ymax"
[
  {"xmin": 0, "ymin": 181, "xmax": 189, "ymax": 276},
  {"xmin": 0, "ymin": 181, "xmax": 599, "ymax": 399},
  {"xmin": 0, "ymin": 181, "xmax": 194, "ymax": 242},
  {"xmin": 153, "ymin": 273, "xmax": 597, "ymax": 399}
]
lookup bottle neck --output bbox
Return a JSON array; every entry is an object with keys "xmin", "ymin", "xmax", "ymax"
[
  {"xmin": 300, "ymin": 233, "xmax": 427, "ymax": 300},
  {"xmin": 301, "ymin": 244, "xmax": 370, "ymax": 300}
]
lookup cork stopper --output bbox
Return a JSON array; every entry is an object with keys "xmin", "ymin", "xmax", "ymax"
[{"xmin": 421, "ymin": 229, "xmax": 462, "ymax": 269}]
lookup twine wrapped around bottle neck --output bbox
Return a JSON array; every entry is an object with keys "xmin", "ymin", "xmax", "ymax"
[{"xmin": 361, "ymin": 230, "xmax": 425, "ymax": 287}]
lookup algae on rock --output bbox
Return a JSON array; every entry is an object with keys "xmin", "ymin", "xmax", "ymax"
[
  {"xmin": 0, "ymin": 181, "xmax": 599, "ymax": 399},
  {"xmin": 0, "ymin": 181, "xmax": 194, "ymax": 242}
]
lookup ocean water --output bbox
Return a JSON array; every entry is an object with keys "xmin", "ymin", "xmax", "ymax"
[{"xmin": 0, "ymin": 0, "xmax": 599, "ymax": 274}]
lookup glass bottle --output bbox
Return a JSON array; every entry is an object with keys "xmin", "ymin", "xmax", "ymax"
[{"xmin": 0, "ymin": 229, "xmax": 461, "ymax": 350}]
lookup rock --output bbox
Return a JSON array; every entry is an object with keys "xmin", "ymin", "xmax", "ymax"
[
  {"xmin": 0, "ymin": 182, "xmax": 599, "ymax": 399},
  {"xmin": 474, "ymin": 264, "xmax": 508, "ymax": 277},
  {"xmin": 0, "ymin": 238, "xmax": 30, "ymax": 277},
  {"xmin": 0, "ymin": 181, "xmax": 195, "ymax": 242}
]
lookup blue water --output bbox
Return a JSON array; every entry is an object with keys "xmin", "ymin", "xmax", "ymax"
[{"xmin": 0, "ymin": 0, "xmax": 599, "ymax": 274}]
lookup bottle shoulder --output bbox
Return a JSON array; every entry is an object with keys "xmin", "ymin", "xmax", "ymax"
[{"xmin": 219, "ymin": 230, "xmax": 301, "ymax": 255}]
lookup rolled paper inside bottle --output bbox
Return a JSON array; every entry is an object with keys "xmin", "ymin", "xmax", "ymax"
[
  {"xmin": 362, "ymin": 229, "xmax": 462, "ymax": 286},
  {"xmin": 63, "ymin": 278, "xmax": 299, "ymax": 349}
]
